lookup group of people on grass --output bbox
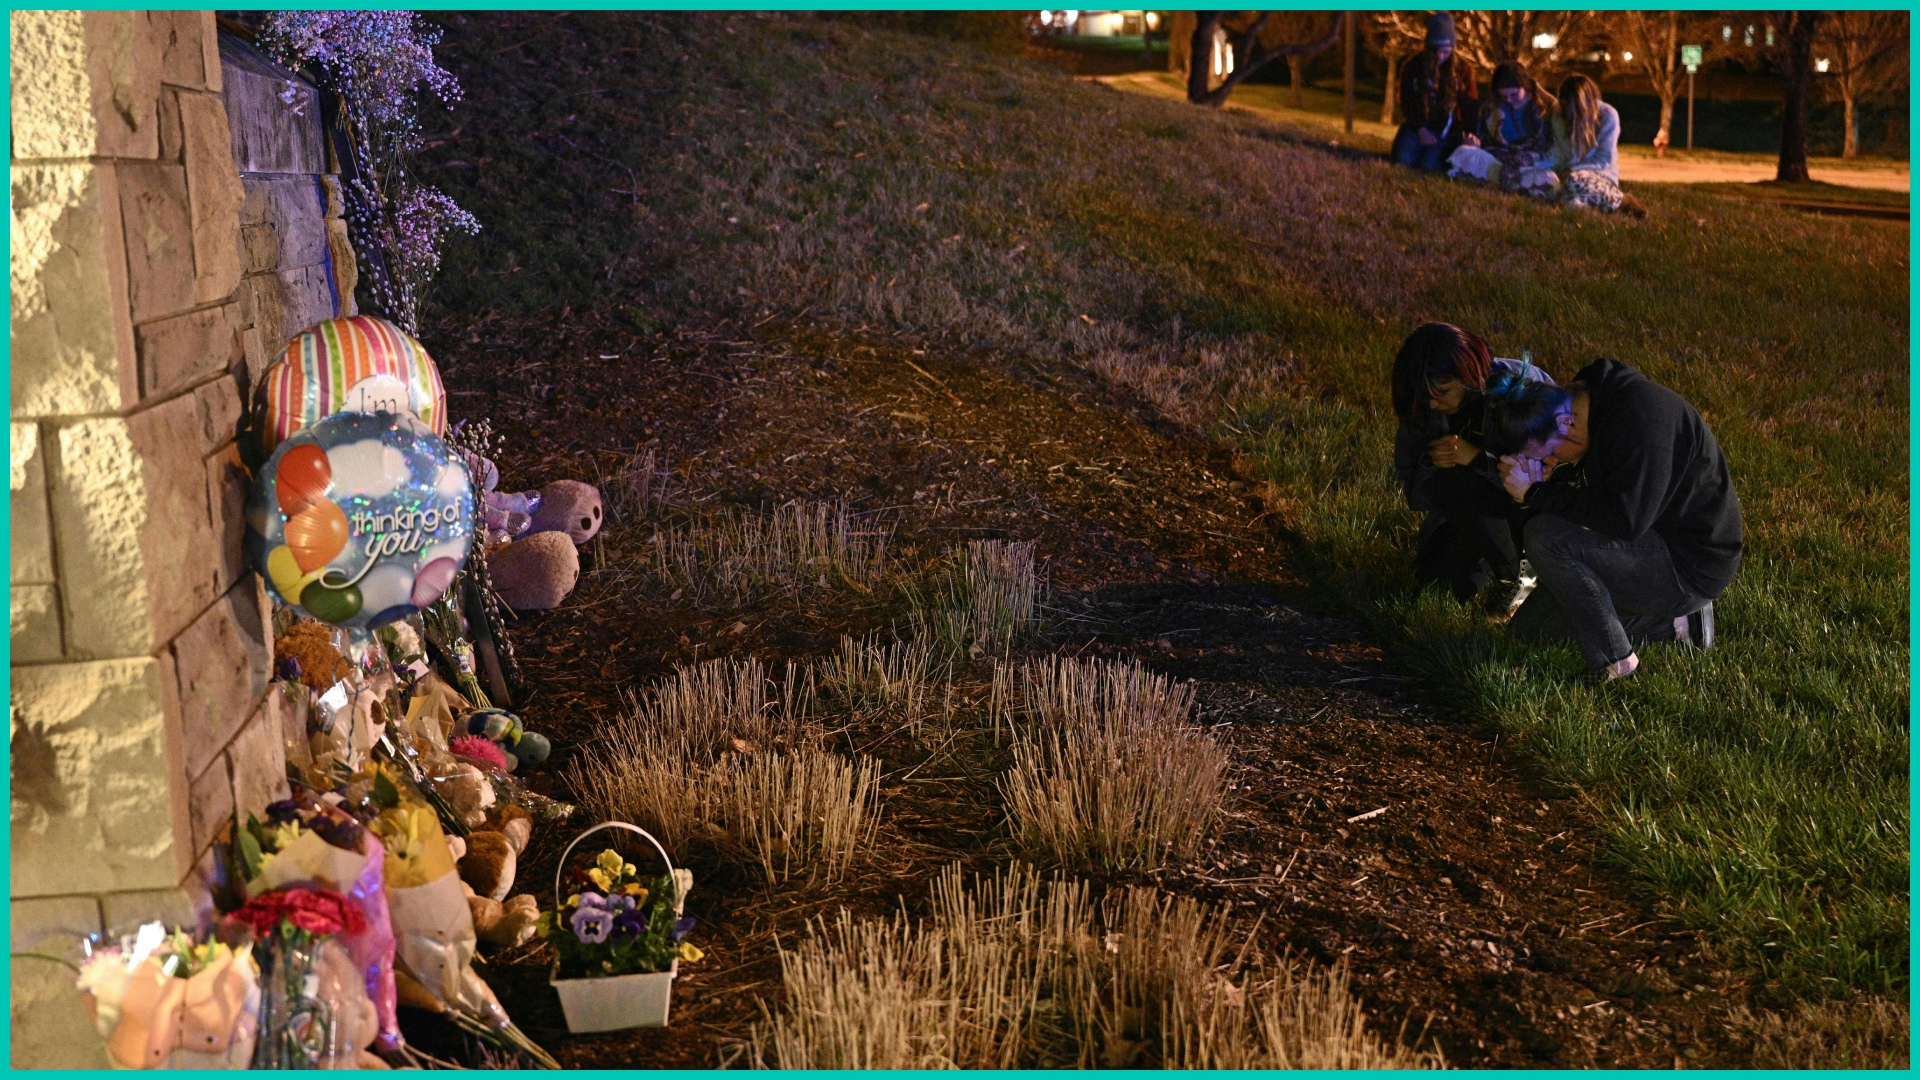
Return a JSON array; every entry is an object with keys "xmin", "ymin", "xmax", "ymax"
[
  {"xmin": 1392, "ymin": 323, "xmax": 1741, "ymax": 684},
  {"xmin": 1394, "ymin": 13, "xmax": 1644, "ymax": 217}
]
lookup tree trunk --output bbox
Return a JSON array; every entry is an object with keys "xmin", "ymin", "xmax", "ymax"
[
  {"xmin": 1381, "ymin": 52, "xmax": 1399, "ymax": 125},
  {"xmin": 1777, "ymin": 11, "xmax": 1819, "ymax": 182},
  {"xmin": 1655, "ymin": 93, "xmax": 1675, "ymax": 156},
  {"xmin": 1189, "ymin": 12, "xmax": 1345, "ymax": 108},
  {"xmin": 1288, "ymin": 55, "xmax": 1306, "ymax": 107},
  {"xmin": 1843, "ymin": 92, "xmax": 1858, "ymax": 158},
  {"xmin": 1188, "ymin": 13, "xmax": 1222, "ymax": 104}
]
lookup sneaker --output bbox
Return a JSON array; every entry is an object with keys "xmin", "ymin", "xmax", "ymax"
[
  {"xmin": 1581, "ymin": 652, "xmax": 1639, "ymax": 685},
  {"xmin": 1673, "ymin": 602, "xmax": 1715, "ymax": 651}
]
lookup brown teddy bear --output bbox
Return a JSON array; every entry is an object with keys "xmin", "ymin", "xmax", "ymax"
[
  {"xmin": 486, "ymin": 532, "xmax": 579, "ymax": 611},
  {"xmin": 529, "ymin": 480, "xmax": 603, "ymax": 545},
  {"xmin": 457, "ymin": 831, "xmax": 517, "ymax": 902}
]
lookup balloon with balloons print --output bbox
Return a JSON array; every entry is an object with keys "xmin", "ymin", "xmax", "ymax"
[{"xmin": 246, "ymin": 410, "xmax": 475, "ymax": 631}]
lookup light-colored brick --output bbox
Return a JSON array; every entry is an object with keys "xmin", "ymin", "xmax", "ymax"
[
  {"xmin": 10, "ymin": 659, "xmax": 179, "ymax": 897},
  {"xmin": 116, "ymin": 161, "xmax": 197, "ymax": 322},
  {"xmin": 220, "ymin": 37, "xmax": 324, "ymax": 174},
  {"xmin": 198, "ymin": 12, "xmax": 220, "ymax": 94},
  {"xmin": 50, "ymin": 394, "xmax": 222, "ymax": 658},
  {"xmin": 10, "ymin": 161, "xmax": 140, "ymax": 418},
  {"xmin": 187, "ymin": 754, "xmax": 233, "ymax": 857},
  {"xmin": 165, "ymin": 575, "xmax": 271, "ymax": 779},
  {"xmin": 244, "ymin": 262, "xmax": 343, "ymax": 363},
  {"xmin": 133, "ymin": 301, "xmax": 242, "ymax": 400},
  {"xmin": 82, "ymin": 11, "xmax": 163, "ymax": 160},
  {"xmin": 179, "ymin": 91, "xmax": 243, "ymax": 304},
  {"xmin": 12, "ymin": 422, "xmax": 55, "ymax": 584},
  {"xmin": 193, "ymin": 371, "xmax": 243, "ymax": 450},
  {"xmin": 10, "ymin": 10, "xmax": 94, "ymax": 160},
  {"xmin": 9, "ymin": 896, "xmax": 109, "ymax": 1069},
  {"xmin": 228, "ymin": 695, "xmax": 290, "ymax": 824},
  {"xmin": 205, "ymin": 443, "xmax": 250, "ymax": 594},
  {"xmin": 11, "ymin": 584, "xmax": 63, "ymax": 664},
  {"xmin": 101, "ymin": 885, "xmax": 208, "ymax": 938},
  {"xmin": 155, "ymin": 85, "xmax": 183, "ymax": 162},
  {"xmin": 156, "ymin": 9, "xmax": 207, "ymax": 90}
]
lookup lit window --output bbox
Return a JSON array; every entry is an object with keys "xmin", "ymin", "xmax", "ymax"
[
  {"xmin": 1743, "ymin": 25, "xmax": 1754, "ymax": 47},
  {"xmin": 1039, "ymin": 11, "xmax": 1053, "ymax": 26},
  {"xmin": 1722, "ymin": 26, "xmax": 1732, "ymax": 41},
  {"xmin": 1765, "ymin": 25, "xmax": 1775, "ymax": 46},
  {"xmin": 1532, "ymin": 32, "xmax": 1558, "ymax": 50}
]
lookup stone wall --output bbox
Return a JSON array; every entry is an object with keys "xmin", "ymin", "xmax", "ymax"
[{"xmin": 9, "ymin": 11, "xmax": 355, "ymax": 1067}]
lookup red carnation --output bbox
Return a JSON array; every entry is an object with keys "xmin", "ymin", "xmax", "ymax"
[{"xmin": 231, "ymin": 887, "xmax": 363, "ymax": 938}]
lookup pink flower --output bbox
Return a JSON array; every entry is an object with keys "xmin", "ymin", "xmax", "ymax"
[{"xmin": 451, "ymin": 734, "xmax": 508, "ymax": 770}]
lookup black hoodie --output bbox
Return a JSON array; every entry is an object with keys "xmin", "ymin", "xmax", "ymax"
[{"xmin": 1522, "ymin": 359, "xmax": 1743, "ymax": 598}]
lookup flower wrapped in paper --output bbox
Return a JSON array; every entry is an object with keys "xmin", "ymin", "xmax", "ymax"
[{"xmin": 225, "ymin": 888, "xmax": 386, "ymax": 1069}]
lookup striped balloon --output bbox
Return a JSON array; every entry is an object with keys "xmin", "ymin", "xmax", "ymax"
[{"xmin": 259, "ymin": 315, "xmax": 447, "ymax": 453}]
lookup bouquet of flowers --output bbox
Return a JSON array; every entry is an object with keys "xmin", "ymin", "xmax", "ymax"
[
  {"xmin": 225, "ymin": 888, "xmax": 383, "ymax": 1069},
  {"xmin": 76, "ymin": 923, "xmax": 260, "ymax": 1069},
  {"xmin": 542, "ymin": 848, "xmax": 702, "ymax": 980}
]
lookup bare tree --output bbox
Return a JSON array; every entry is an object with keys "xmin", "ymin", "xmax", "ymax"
[
  {"xmin": 1184, "ymin": 11, "xmax": 1347, "ymax": 107},
  {"xmin": 1774, "ymin": 11, "xmax": 1822, "ymax": 181},
  {"xmin": 1367, "ymin": 12, "xmax": 1430, "ymax": 125},
  {"xmin": 1452, "ymin": 10, "xmax": 1611, "ymax": 91},
  {"xmin": 1606, "ymin": 12, "xmax": 1697, "ymax": 156},
  {"xmin": 1816, "ymin": 10, "xmax": 1909, "ymax": 158}
]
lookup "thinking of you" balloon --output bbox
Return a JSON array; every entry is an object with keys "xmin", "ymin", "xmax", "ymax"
[{"xmin": 246, "ymin": 411, "xmax": 475, "ymax": 630}]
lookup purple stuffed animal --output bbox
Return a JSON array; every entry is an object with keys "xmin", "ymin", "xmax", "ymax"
[
  {"xmin": 461, "ymin": 451, "xmax": 542, "ymax": 546},
  {"xmin": 527, "ymin": 480, "xmax": 603, "ymax": 545}
]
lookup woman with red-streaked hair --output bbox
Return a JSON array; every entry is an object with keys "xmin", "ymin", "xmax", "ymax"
[{"xmin": 1390, "ymin": 322, "xmax": 1554, "ymax": 603}]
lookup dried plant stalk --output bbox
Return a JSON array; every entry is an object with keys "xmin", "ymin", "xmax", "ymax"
[
  {"xmin": 752, "ymin": 865, "xmax": 1437, "ymax": 1070},
  {"xmin": 715, "ymin": 749, "xmax": 883, "ymax": 885},
  {"xmin": 917, "ymin": 539, "xmax": 1040, "ymax": 656},
  {"xmin": 648, "ymin": 499, "xmax": 890, "ymax": 606},
  {"xmin": 820, "ymin": 634, "xmax": 938, "ymax": 727}
]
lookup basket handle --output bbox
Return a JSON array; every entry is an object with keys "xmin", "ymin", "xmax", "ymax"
[{"xmin": 553, "ymin": 821, "xmax": 676, "ymax": 912}]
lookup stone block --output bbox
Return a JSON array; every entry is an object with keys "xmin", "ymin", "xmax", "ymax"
[
  {"xmin": 187, "ymin": 754, "xmax": 233, "ymax": 858},
  {"xmin": 327, "ymin": 216, "xmax": 359, "ymax": 314},
  {"xmin": 165, "ymin": 576, "xmax": 272, "ymax": 780},
  {"xmin": 179, "ymin": 91, "xmax": 244, "ymax": 304},
  {"xmin": 240, "ymin": 179, "xmax": 330, "ymax": 275},
  {"xmin": 102, "ymin": 887, "xmax": 206, "ymax": 940},
  {"xmin": 10, "ymin": 896, "xmax": 109, "ymax": 1070},
  {"xmin": 227, "ymin": 696, "xmax": 290, "ymax": 823},
  {"xmin": 241, "ymin": 324, "xmax": 270, "ymax": 392},
  {"xmin": 155, "ymin": 85, "xmax": 183, "ymax": 162},
  {"xmin": 10, "ymin": 10, "xmax": 94, "ymax": 160},
  {"xmin": 11, "ymin": 584, "xmax": 64, "ymax": 664},
  {"xmin": 50, "ymin": 394, "xmax": 222, "ymax": 658},
  {"xmin": 321, "ymin": 173, "xmax": 346, "ymax": 218},
  {"xmin": 220, "ymin": 36, "xmax": 324, "ymax": 175},
  {"xmin": 205, "ymin": 443, "xmax": 250, "ymax": 595},
  {"xmin": 10, "ymin": 659, "xmax": 178, "ymax": 897},
  {"xmin": 10, "ymin": 162, "xmax": 139, "ymax": 419},
  {"xmin": 83, "ymin": 11, "xmax": 164, "ymax": 160},
  {"xmin": 194, "ymin": 372, "xmax": 244, "ymax": 451},
  {"xmin": 157, "ymin": 9, "xmax": 208, "ymax": 90},
  {"xmin": 244, "ymin": 262, "xmax": 343, "ymax": 363},
  {"xmin": 116, "ymin": 161, "xmax": 197, "ymax": 323},
  {"xmin": 134, "ymin": 302, "xmax": 243, "ymax": 401},
  {"xmin": 12, "ymin": 422, "xmax": 55, "ymax": 584}
]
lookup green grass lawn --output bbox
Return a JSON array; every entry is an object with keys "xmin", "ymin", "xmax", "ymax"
[{"xmin": 425, "ymin": 11, "xmax": 1908, "ymax": 1002}]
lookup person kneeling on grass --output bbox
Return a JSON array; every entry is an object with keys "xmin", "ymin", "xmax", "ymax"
[
  {"xmin": 1493, "ymin": 358, "xmax": 1742, "ymax": 683},
  {"xmin": 1391, "ymin": 323, "xmax": 1554, "ymax": 603}
]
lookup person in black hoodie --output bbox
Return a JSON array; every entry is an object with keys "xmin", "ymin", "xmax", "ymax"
[
  {"xmin": 1495, "ymin": 358, "xmax": 1742, "ymax": 682},
  {"xmin": 1392, "ymin": 323, "xmax": 1554, "ymax": 602}
]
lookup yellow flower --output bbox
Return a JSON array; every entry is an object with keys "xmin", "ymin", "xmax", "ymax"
[
  {"xmin": 677, "ymin": 942, "xmax": 704, "ymax": 963},
  {"xmin": 595, "ymin": 849, "xmax": 625, "ymax": 876},
  {"xmin": 587, "ymin": 868, "xmax": 612, "ymax": 891},
  {"xmin": 269, "ymin": 821, "xmax": 304, "ymax": 852},
  {"xmin": 565, "ymin": 893, "xmax": 582, "ymax": 909},
  {"xmin": 623, "ymin": 863, "xmax": 637, "ymax": 877},
  {"xmin": 622, "ymin": 883, "xmax": 647, "ymax": 901}
]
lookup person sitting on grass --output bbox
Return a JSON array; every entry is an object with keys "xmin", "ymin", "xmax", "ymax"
[
  {"xmin": 1494, "ymin": 358, "xmax": 1742, "ymax": 684},
  {"xmin": 1391, "ymin": 13, "xmax": 1480, "ymax": 174},
  {"xmin": 1549, "ymin": 74, "xmax": 1645, "ymax": 218},
  {"xmin": 1477, "ymin": 62, "xmax": 1558, "ymax": 194},
  {"xmin": 1391, "ymin": 323, "xmax": 1554, "ymax": 603}
]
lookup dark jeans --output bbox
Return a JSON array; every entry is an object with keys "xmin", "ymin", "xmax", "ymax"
[
  {"xmin": 1510, "ymin": 513, "xmax": 1710, "ymax": 670},
  {"xmin": 1415, "ymin": 466, "xmax": 1520, "ymax": 602},
  {"xmin": 1393, "ymin": 124, "xmax": 1451, "ymax": 172}
]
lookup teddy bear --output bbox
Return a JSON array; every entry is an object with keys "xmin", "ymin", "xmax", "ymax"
[
  {"xmin": 528, "ymin": 480, "xmax": 603, "ymax": 545},
  {"xmin": 457, "ymin": 831, "xmax": 517, "ymax": 903},
  {"xmin": 486, "ymin": 532, "xmax": 578, "ymax": 611}
]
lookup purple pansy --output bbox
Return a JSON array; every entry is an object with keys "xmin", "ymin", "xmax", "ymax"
[
  {"xmin": 570, "ymin": 905, "xmax": 614, "ymax": 945},
  {"xmin": 672, "ymin": 916, "xmax": 696, "ymax": 943},
  {"xmin": 613, "ymin": 909, "xmax": 649, "ymax": 936},
  {"xmin": 575, "ymin": 891, "xmax": 609, "ymax": 911}
]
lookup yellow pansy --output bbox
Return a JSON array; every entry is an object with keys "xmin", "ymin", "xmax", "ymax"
[
  {"xmin": 595, "ymin": 849, "xmax": 625, "ymax": 876},
  {"xmin": 565, "ymin": 893, "xmax": 582, "ymax": 909},
  {"xmin": 587, "ymin": 868, "xmax": 613, "ymax": 891},
  {"xmin": 677, "ymin": 942, "xmax": 704, "ymax": 963},
  {"xmin": 622, "ymin": 883, "xmax": 647, "ymax": 902}
]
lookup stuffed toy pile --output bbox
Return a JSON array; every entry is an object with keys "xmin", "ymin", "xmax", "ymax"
[{"xmin": 464, "ymin": 452, "xmax": 604, "ymax": 611}]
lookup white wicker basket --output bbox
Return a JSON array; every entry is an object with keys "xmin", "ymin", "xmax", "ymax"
[{"xmin": 548, "ymin": 821, "xmax": 690, "ymax": 1033}]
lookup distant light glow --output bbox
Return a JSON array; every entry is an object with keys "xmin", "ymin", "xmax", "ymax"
[
  {"xmin": 1145, "ymin": 11, "xmax": 1159, "ymax": 30},
  {"xmin": 1532, "ymin": 33, "xmax": 1558, "ymax": 51},
  {"xmin": 1621, "ymin": 50, "xmax": 1632, "ymax": 61},
  {"xmin": 1815, "ymin": 57, "xmax": 1831, "ymax": 73},
  {"xmin": 1039, "ymin": 11, "xmax": 1053, "ymax": 26}
]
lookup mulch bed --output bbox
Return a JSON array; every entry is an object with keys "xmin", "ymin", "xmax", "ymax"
[{"xmin": 422, "ymin": 307, "xmax": 1752, "ymax": 1068}]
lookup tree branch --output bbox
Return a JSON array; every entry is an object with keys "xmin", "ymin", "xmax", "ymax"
[{"xmin": 1192, "ymin": 11, "xmax": 1347, "ymax": 107}]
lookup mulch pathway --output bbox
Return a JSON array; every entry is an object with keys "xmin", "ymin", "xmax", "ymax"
[{"xmin": 421, "ymin": 307, "xmax": 1752, "ymax": 1068}]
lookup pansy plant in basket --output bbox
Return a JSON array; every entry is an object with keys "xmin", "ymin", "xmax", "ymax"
[{"xmin": 539, "ymin": 849, "xmax": 702, "ymax": 979}]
